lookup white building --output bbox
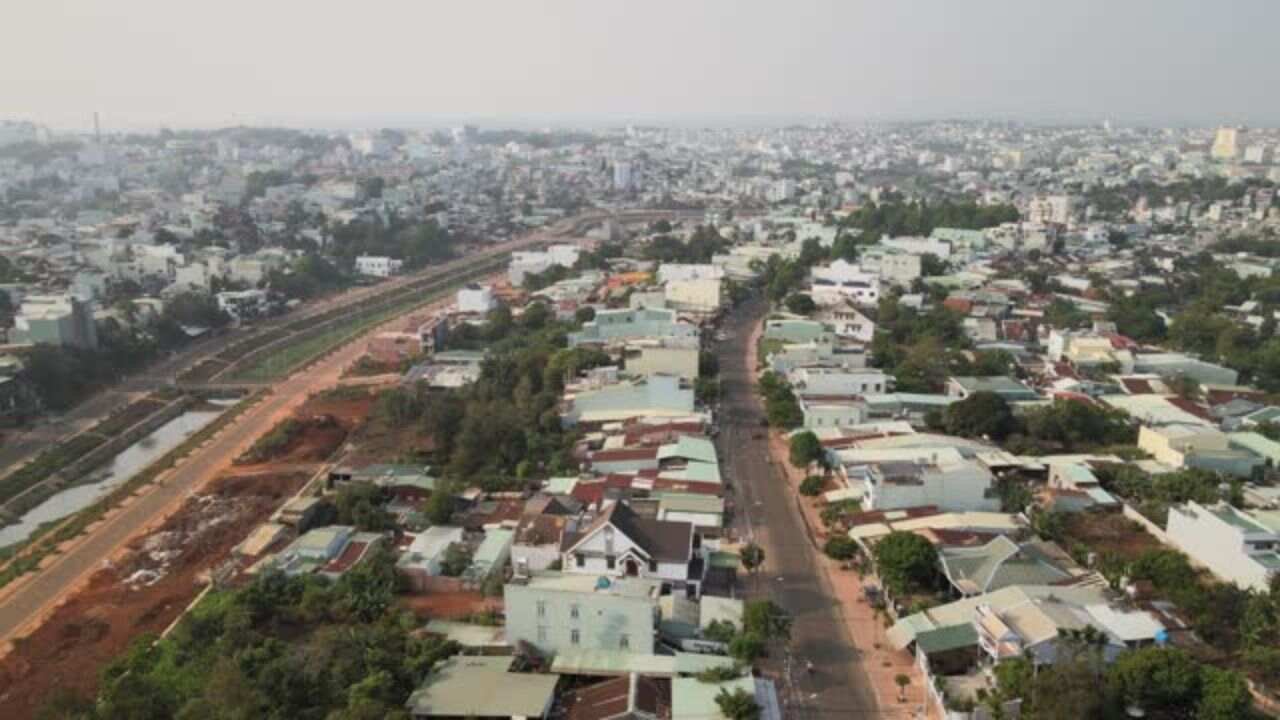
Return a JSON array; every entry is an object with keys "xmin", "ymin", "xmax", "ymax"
[
  {"xmin": 216, "ymin": 289, "xmax": 271, "ymax": 323},
  {"xmin": 456, "ymin": 283, "xmax": 496, "ymax": 314},
  {"xmin": 504, "ymin": 571, "xmax": 661, "ymax": 656},
  {"xmin": 658, "ymin": 264, "xmax": 725, "ymax": 284},
  {"xmin": 1212, "ymin": 126, "xmax": 1243, "ymax": 161},
  {"xmin": 355, "ymin": 255, "xmax": 404, "ymax": 278},
  {"xmin": 858, "ymin": 459, "xmax": 999, "ymax": 513},
  {"xmin": 560, "ymin": 501, "xmax": 704, "ymax": 596},
  {"xmin": 880, "ymin": 236, "xmax": 952, "ymax": 259},
  {"xmin": 1026, "ymin": 195, "xmax": 1074, "ymax": 225},
  {"xmin": 1166, "ymin": 501, "xmax": 1280, "ymax": 592},
  {"xmin": 613, "ymin": 161, "xmax": 635, "ymax": 191},
  {"xmin": 508, "ymin": 244, "xmax": 580, "ymax": 286},
  {"xmin": 664, "ymin": 278, "xmax": 722, "ymax": 314},
  {"xmin": 810, "ymin": 260, "xmax": 881, "ymax": 306}
]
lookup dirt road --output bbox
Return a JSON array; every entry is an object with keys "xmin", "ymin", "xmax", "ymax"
[{"xmin": 0, "ymin": 283, "xmax": 465, "ymax": 653}]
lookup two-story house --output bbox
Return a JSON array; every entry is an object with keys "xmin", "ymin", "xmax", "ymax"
[{"xmin": 559, "ymin": 502, "xmax": 705, "ymax": 597}]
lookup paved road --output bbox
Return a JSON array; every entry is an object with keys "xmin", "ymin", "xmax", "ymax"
[{"xmin": 716, "ymin": 295, "xmax": 882, "ymax": 719}]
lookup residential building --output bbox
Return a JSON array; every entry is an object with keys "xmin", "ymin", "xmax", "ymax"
[
  {"xmin": 457, "ymin": 283, "xmax": 496, "ymax": 314},
  {"xmin": 561, "ymin": 374, "xmax": 697, "ymax": 427},
  {"xmin": 560, "ymin": 501, "xmax": 704, "ymax": 596},
  {"xmin": 216, "ymin": 289, "xmax": 270, "ymax": 323},
  {"xmin": 405, "ymin": 656, "xmax": 558, "ymax": 719},
  {"xmin": 857, "ymin": 458, "xmax": 999, "ymax": 513},
  {"xmin": 570, "ymin": 307, "xmax": 698, "ymax": 348},
  {"xmin": 945, "ymin": 376, "xmax": 1041, "ymax": 404},
  {"xmin": 9, "ymin": 294, "xmax": 98, "ymax": 349},
  {"xmin": 1166, "ymin": 501, "xmax": 1280, "ymax": 592},
  {"xmin": 397, "ymin": 526, "xmax": 466, "ymax": 591},
  {"xmin": 623, "ymin": 343, "xmax": 700, "ymax": 381},
  {"xmin": 354, "ymin": 255, "xmax": 403, "ymax": 277},
  {"xmin": 505, "ymin": 571, "xmax": 661, "ymax": 656},
  {"xmin": 938, "ymin": 536, "xmax": 1094, "ymax": 596}
]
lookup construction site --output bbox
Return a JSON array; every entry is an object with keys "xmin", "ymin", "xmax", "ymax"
[{"xmin": 0, "ymin": 390, "xmax": 374, "ymax": 717}]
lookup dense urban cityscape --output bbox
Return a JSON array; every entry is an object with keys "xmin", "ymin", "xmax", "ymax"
[{"xmin": 5, "ymin": 3, "xmax": 1280, "ymax": 720}]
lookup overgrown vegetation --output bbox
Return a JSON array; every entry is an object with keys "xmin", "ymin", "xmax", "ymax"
[
  {"xmin": 370, "ymin": 304, "xmax": 608, "ymax": 486},
  {"xmin": 40, "ymin": 557, "xmax": 459, "ymax": 720}
]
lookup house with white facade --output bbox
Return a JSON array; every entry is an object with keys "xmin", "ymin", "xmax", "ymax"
[
  {"xmin": 559, "ymin": 501, "xmax": 705, "ymax": 596},
  {"xmin": 504, "ymin": 571, "xmax": 663, "ymax": 656},
  {"xmin": 809, "ymin": 259, "xmax": 880, "ymax": 306},
  {"xmin": 216, "ymin": 289, "xmax": 271, "ymax": 323},
  {"xmin": 1165, "ymin": 501, "xmax": 1280, "ymax": 592},
  {"xmin": 854, "ymin": 458, "xmax": 999, "ymax": 513},
  {"xmin": 355, "ymin": 255, "xmax": 404, "ymax": 277},
  {"xmin": 456, "ymin": 283, "xmax": 496, "ymax": 314}
]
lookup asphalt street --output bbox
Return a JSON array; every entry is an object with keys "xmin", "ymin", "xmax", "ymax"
[{"xmin": 716, "ymin": 295, "xmax": 884, "ymax": 719}]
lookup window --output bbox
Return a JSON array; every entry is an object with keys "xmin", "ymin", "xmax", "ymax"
[
  {"xmin": 570, "ymin": 604, "xmax": 580, "ymax": 620},
  {"xmin": 536, "ymin": 626, "xmax": 547, "ymax": 642},
  {"xmin": 575, "ymin": 553, "xmax": 585, "ymax": 568},
  {"xmin": 619, "ymin": 634, "xmax": 631, "ymax": 650},
  {"xmin": 536, "ymin": 601, "xmax": 546, "ymax": 618},
  {"xmin": 606, "ymin": 555, "xmax": 616, "ymax": 570},
  {"xmin": 649, "ymin": 559, "xmax": 658, "ymax": 572},
  {"xmin": 570, "ymin": 629, "xmax": 580, "ymax": 645}
]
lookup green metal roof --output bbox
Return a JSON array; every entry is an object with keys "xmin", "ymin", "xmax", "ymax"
[
  {"xmin": 672, "ymin": 676, "xmax": 755, "ymax": 720},
  {"xmin": 659, "ymin": 435, "xmax": 719, "ymax": 464},
  {"xmin": 915, "ymin": 624, "xmax": 979, "ymax": 654},
  {"xmin": 405, "ymin": 656, "xmax": 557, "ymax": 718}
]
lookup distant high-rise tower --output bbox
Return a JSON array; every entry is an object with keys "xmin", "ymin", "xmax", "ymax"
[
  {"xmin": 93, "ymin": 112, "xmax": 101, "ymax": 143},
  {"xmin": 613, "ymin": 161, "xmax": 635, "ymax": 191},
  {"xmin": 1212, "ymin": 126, "xmax": 1243, "ymax": 161}
]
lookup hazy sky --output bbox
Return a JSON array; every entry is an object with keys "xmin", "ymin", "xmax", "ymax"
[{"xmin": 5, "ymin": 0, "xmax": 1279, "ymax": 131}]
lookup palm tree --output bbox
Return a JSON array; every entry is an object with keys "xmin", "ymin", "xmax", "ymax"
[{"xmin": 895, "ymin": 673, "xmax": 911, "ymax": 702}]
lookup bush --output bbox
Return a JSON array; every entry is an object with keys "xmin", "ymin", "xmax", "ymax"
[
  {"xmin": 799, "ymin": 475, "xmax": 825, "ymax": 496},
  {"xmin": 824, "ymin": 536, "xmax": 859, "ymax": 561}
]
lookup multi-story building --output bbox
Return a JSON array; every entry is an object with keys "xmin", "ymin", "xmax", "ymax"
[
  {"xmin": 9, "ymin": 294, "xmax": 98, "ymax": 349},
  {"xmin": 355, "ymin": 255, "xmax": 404, "ymax": 278},
  {"xmin": 504, "ymin": 571, "xmax": 661, "ymax": 656},
  {"xmin": 1211, "ymin": 126, "xmax": 1243, "ymax": 161},
  {"xmin": 456, "ymin": 283, "xmax": 496, "ymax": 314},
  {"xmin": 1166, "ymin": 501, "xmax": 1280, "ymax": 592},
  {"xmin": 559, "ymin": 501, "xmax": 705, "ymax": 596}
]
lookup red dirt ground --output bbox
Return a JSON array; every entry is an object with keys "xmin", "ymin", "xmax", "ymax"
[
  {"xmin": 0, "ymin": 378, "xmax": 382, "ymax": 717},
  {"xmin": 398, "ymin": 592, "xmax": 500, "ymax": 621},
  {"xmin": 0, "ymin": 471, "xmax": 309, "ymax": 719},
  {"xmin": 1063, "ymin": 511, "xmax": 1162, "ymax": 561}
]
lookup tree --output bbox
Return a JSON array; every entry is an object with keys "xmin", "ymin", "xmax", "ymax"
[
  {"xmin": 715, "ymin": 688, "xmax": 761, "ymax": 720},
  {"xmin": 1197, "ymin": 666, "xmax": 1251, "ymax": 720},
  {"xmin": 423, "ymin": 485, "xmax": 454, "ymax": 525},
  {"xmin": 799, "ymin": 475, "xmax": 825, "ymax": 496},
  {"xmin": 439, "ymin": 543, "xmax": 472, "ymax": 577},
  {"xmin": 784, "ymin": 293, "xmax": 816, "ymax": 316},
  {"xmin": 943, "ymin": 391, "xmax": 1016, "ymax": 441},
  {"xmin": 334, "ymin": 483, "xmax": 393, "ymax": 532},
  {"xmin": 824, "ymin": 536, "xmax": 859, "ymax": 561},
  {"xmin": 727, "ymin": 632, "xmax": 766, "ymax": 664},
  {"xmin": 740, "ymin": 542, "xmax": 765, "ymax": 580},
  {"xmin": 894, "ymin": 673, "xmax": 911, "ymax": 702},
  {"xmin": 872, "ymin": 532, "xmax": 939, "ymax": 596},
  {"xmin": 788, "ymin": 431, "xmax": 823, "ymax": 469},
  {"xmin": 1107, "ymin": 647, "xmax": 1203, "ymax": 717},
  {"xmin": 742, "ymin": 600, "xmax": 791, "ymax": 643}
]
